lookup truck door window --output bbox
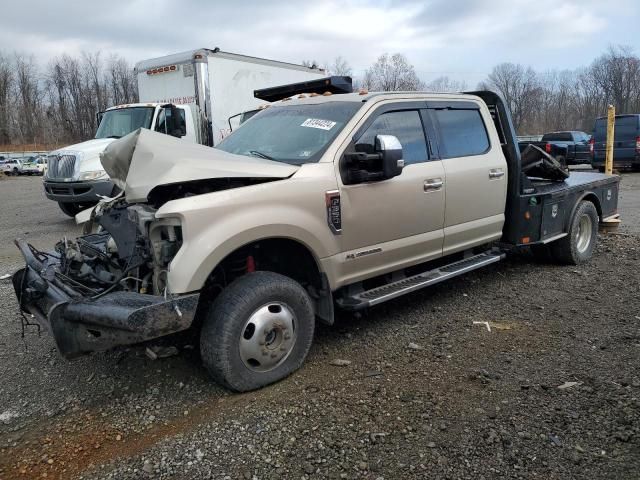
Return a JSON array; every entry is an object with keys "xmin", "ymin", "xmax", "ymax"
[
  {"xmin": 431, "ymin": 109, "xmax": 489, "ymax": 158},
  {"xmin": 356, "ymin": 110, "xmax": 428, "ymax": 165},
  {"xmin": 156, "ymin": 109, "xmax": 186, "ymax": 136}
]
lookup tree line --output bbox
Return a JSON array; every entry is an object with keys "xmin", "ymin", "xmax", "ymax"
[
  {"xmin": 322, "ymin": 45, "xmax": 640, "ymax": 135},
  {"xmin": 1, "ymin": 45, "xmax": 639, "ymax": 150},
  {"xmin": 0, "ymin": 52, "xmax": 137, "ymax": 150},
  {"xmin": 480, "ymin": 46, "xmax": 640, "ymax": 134}
]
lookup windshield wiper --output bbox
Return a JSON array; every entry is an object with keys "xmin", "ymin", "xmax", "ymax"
[
  {"xmin": 106, "ymin": 135, "xmax": 121, "ymax": 139},
  {"xmin": 249, "ymin": 150, "xmax": 274, "ymax": 160}
]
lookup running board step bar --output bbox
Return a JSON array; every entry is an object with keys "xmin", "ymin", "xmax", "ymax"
[{"xmin": 337, "ymin": 250, "xmax": 505, "ymax": 310}]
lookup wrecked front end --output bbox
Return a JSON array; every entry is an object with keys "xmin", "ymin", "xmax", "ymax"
[
  {"xmin": 12, "ymin": 199, "xmax": 198, "ymax": 358},
  {"xmin": 13, "ymin": 129, "xmax": 298, "ymax": 358}
]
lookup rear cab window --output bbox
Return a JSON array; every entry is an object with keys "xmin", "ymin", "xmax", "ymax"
[
  {"xmin": 594, "ymin": 115, "xmax": 640, "ymax": 142},
  {"xmin": 542, "ymin": 132, "xmax": 572, "ymax": 142},
  {"xmin": 429, "ymin": 106, "xmax": 490, "ymax": 158}
]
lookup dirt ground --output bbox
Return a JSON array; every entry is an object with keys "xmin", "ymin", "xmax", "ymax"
[{"xmin": 0, "ymin": 174, "xmax": 638, "ymax": 480}]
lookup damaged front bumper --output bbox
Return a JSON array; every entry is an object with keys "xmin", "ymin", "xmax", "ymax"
[{"xmin": 12, "ymin": 238, "xmax": 199, "ymax": 359}]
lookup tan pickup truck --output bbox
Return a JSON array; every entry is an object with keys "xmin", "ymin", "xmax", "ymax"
[{"xmin": 13, "ymin": 89, "xmax": 620, "ymax": 391}]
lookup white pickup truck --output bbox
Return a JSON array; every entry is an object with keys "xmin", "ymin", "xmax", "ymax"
[{"xmin": 14, "ymin": 89, "xmax": 620, "ymax": 392}]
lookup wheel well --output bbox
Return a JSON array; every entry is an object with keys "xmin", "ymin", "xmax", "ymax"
[
  {"xmin": 197, "ymin": 238, "xmax": 333, "ymax": 325},
  {"xmin": 581, "ymin": 193, "xmax": 602, "ymax": 218}
]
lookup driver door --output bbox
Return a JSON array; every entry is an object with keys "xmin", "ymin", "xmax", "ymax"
[{"xmin": 335, "ymin": 104, "xmax": 445, "ymax": 285}]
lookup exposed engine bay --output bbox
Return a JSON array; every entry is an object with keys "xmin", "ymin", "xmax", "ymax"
[{"xmin": 56, "ymin": 199, "xmax": 181, "ymax": 298}]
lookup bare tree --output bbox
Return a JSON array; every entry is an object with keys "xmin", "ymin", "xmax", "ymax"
[
  {"xmin": 425, "ymin": 76, "xmax": 468, "ymax": 93},
  {"xmin": 328, "ymin": 56, "xmax": 352, "ymax": 76},
  {"xmin": 0, "ymin": 53, "xmax": 12, "ymax": 145},
  {"xmin": 481, "ymin": 63, "xmax": 540, "ymax": 131},
  {"xmin": 14, "ymin": 54, "xmax": 44, "ymax": 144},
  {"xmin": 106, "ymin": 55, "xmax": 138, "ymax": 106},
  {"xmin": 301, "ymin": 59, "xmax": 320, "ymax": 69},
  {"xmin": 0, "ymin": 49, "xmax": 139, "ymax": 148},
  {"xmin": 362, "ymin": 53, "xmax": 423, "ymax": 91},
  {"xmin": 590, "ymin": 45, "xmax": 640, "ymax": 113}
]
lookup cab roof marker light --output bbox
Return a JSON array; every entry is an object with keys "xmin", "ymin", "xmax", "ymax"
[
  {"xmin": 359, "ymin": 89, "xmax": 368, "ymax": 95},
  {"xmin": 147, "ymin": 65, "xmax": 177, "ymax": 75},
  {"xmin": 322, "ymin": 91, "xmax": 332, "ymax": 96}
]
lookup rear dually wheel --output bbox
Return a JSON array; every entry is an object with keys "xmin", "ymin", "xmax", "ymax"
[{"xmin": 550, "ymin": 200, "xmax": 598, "ymax": 264}]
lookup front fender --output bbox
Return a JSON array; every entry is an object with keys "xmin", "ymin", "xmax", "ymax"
[
  {"xmin": 156, "ymin": 169, "xmax": 341, "ymax": 294},
  {"xmin": 168, "ymin": 220, "xmax": 336, "ymax": 293}
]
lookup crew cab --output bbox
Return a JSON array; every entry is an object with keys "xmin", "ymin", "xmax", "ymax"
[
  {"xmin": 518, "ymin": 131, "xmax": 591, "ymax": 165},
  {"xmin": 13, "ymin": 90, "xmax": 620, "ymax": 392}
]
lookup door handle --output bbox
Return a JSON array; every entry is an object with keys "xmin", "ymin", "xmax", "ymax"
[
  {"xmin": 489, "ymin": 169, "xmax": 505, "ymax": 179},
  {"xmin": 424, "ymin": 178, "xmax": 443, "ymax": 192}
]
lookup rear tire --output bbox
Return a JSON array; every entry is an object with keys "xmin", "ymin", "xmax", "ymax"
[
  {"xmin": 200, "ymin": 271, "xmax": 315, "ymax": 392},
  {"xmin": 58, "ymin": 202, "xmax": 83, "ymax": 217},
  {"xmin": 550, "ymin": 201, "xmax": 598, "ymax": 265}
]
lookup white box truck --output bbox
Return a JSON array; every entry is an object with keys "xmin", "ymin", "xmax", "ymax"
[{"xmin": 43, "ymin": 48, "xmax": 325, "ymax": 216}]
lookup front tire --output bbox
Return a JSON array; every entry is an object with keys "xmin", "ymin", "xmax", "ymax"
[
  {"xmin": 200, "ymin": 271, "xmax": 315, "ymax": 392},
  {"xmin": 550, "ymin": 201, "xmax": 598, "ymax": 264}
]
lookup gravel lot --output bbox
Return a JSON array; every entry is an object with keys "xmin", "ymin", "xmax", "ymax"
[{"xmin": 0, "ymin": 174, "xmax": 638, "ymax": 480}]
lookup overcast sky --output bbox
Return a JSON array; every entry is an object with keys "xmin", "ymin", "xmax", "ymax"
[{"xmin": 2, "ymin": 0, "xmax": 639, "ymax": 86}]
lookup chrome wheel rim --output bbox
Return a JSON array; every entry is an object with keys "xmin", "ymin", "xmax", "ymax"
[
  {"xmin": 576, "ymin": 214, "xmax": 593, "ymax": 253},
  {"xmin": 239, "ymin": 302, "xmax": 296, "ymax": 372}
]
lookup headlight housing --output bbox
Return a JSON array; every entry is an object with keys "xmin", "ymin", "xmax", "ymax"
[{"xmin": 78, "ymin": 170, "xmax": 108, "ymax": 181}]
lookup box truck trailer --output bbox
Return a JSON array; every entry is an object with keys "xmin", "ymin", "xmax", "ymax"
[{"xmin": 43, "ymin": 48, "xmax": 325, "ymax": 216}]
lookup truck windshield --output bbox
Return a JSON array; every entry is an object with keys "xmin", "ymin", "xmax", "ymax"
[
  {"xmin": 216, "ymin": 102, "xmax": 361, "ymax": 165},
  {"xmin": 95, "ymin": 107, "xmax": 155, "ymax": 139}
]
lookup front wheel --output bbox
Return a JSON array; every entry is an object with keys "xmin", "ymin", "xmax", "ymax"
[
  {"xmin": 200, "ymin": 271, "xmax": 315, "ymax": 392},
  {"xmin": 550, "ymin": 201, "xmax": 598, "ymax": 264}
]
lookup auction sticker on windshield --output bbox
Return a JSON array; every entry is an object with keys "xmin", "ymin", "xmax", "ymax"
[{"xmin": 301, "ymin": 118, "xmax": 336, "ymax": 130}]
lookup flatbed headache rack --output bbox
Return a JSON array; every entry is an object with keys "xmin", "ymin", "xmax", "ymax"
[{"xmin": 253, "ymin": 76, "xmax": 353, "ymax": 102}]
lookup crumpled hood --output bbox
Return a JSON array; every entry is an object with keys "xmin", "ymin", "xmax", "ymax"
[{"xmin": 100, "ymin": 129, "xmax": 299, "ymax": 203}]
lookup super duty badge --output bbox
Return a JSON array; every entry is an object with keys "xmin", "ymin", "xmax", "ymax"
[{"xmin": 325, "ymin": 190, "xmax": 341, "ymax": 234}]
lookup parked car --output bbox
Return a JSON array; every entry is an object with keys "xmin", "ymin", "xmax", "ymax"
[
  {"xmin": 591, "ymin": 114, "xmax": 640, "ymax": 171},
  {"xmin": 0, "ymin": 159, "xmax": 21, "ymax": 175},
  {"xmin": 13, "ymin": 89, "xmax": 620, "ymax": 392},
  {"xmin": 31, "ymin": 156, "xmax": 47, "ymax": 175},
  {"xmin": 18, "ymin": 158, "xmax": 45, "ymax": 175},
  {"xmin": 518, "ymin": 131, "xmax": 591, "ymax": 165}
]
